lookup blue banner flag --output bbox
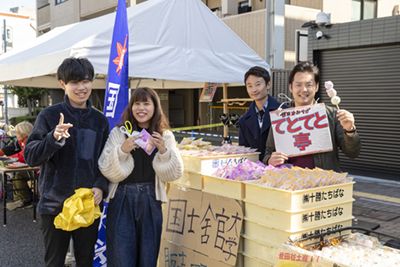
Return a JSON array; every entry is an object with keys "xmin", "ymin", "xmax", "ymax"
[
  {"xmin": 103, "ymin": 0, "xmax": 129, "ymax": 129},
  {"xmin": 93, "ymin": 201, "xmax": 108, "ymax": 267}
]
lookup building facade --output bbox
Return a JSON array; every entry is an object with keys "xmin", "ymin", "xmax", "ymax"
[
  {"xmin": 35, "ymin": 0, "xmax": 400, "ymax": 134},
  {"xmin": 0, "ymin": 7, "xmax": 38, "ymax": 119},
  {"xmin": 307, "ymin": 15, "xmax": 400, "ymax": 180}
]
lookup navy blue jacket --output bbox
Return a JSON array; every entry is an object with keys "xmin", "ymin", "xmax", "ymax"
[
  {"xmin": 24, "ymin": 95, "xmax": 109, "ymax": 215},
  {"xmin": 239, "ymin": 95, "xmax": 288, "ymax": 161}
]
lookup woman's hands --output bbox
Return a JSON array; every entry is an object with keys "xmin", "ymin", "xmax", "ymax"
[
  {"xmin": 121, "ymin": 132, "xmax": 166, "ymax": 154},
  {"xmin": 121, "ymin": 134, "xmax": 142, "ymax": 153},
  {"xmin": 152, "ymin": 132, "xmax": 166, "ymax": 154}
]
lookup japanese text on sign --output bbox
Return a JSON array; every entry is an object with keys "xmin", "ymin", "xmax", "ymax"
[
  {"xmin": 302, "ymin": 207, "xmax": 344, "ymax": 223},
  {"xmin": 162, "ymin": 186, "xmax": 243, "ymax": 266},
  {"xmin": 302, "ymin": 189, "xmax": 345, "ymax": 204},
  {"xmin": 269, "ymin": 103, "xmax": 333, "ymax": 157},
  {"xmin": 300, "ymin": 224, "xmax": 345, "ymax": 240},
  {"xmin": 201, "ymin": 156, "xmax": 248, "ymax": 175}
]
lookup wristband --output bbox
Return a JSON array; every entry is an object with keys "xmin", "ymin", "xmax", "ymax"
[{"xmin": 344, "ymin": 128, "xmax": 356, "ymax": 134}]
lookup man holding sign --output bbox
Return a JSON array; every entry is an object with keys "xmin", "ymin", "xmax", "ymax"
[{"xmin": 263, "ymin": 61, "xmax": 360, "ymax": 172}]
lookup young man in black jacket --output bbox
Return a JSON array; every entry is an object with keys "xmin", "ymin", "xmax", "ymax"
[
  {"xmin": 24, "ymin": 57, "xmax": 110, "ymax": 267},
  {"xmin": 238, "ymin": 66, "xmax": 288, "ymax": 161}
]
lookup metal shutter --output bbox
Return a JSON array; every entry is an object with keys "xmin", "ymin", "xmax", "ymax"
[{"xmin": 317, "ymin": 44, "xmax": 400, "ymax": 179}]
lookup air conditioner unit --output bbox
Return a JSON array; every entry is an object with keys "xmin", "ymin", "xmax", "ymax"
[{"xmin": 221, "ymin": 0, "xmax": 237, "ymax": 16}]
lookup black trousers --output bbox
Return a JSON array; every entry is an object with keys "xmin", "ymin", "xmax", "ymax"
[{"xmin": 40, "ymin": 214, "xmax": 100, "ymax": 267}]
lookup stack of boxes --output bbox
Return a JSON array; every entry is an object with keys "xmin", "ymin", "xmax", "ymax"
[
  {"xmin": 242, "ymin": 180, "xmax": 354, "ymax": 266},
  {"xmin": 168, "ymin": 152, "xmax": 355, "ymax": 267},
  {"xmin": 170, "ymin": 152, "xmax": 259, "ymax": 267}
]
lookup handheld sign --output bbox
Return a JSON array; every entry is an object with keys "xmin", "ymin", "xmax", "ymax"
[{"xmin": 270, "ymin": 103, "xmax": 333, "ymax": 157}]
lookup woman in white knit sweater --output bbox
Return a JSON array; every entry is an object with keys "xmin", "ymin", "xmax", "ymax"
[{"xmin": 98, "ymin": 87, "xmax": 183, "ymax": 267}]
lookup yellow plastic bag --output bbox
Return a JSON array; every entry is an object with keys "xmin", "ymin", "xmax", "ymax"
[{"xmin": 54, "ymin": 188, "xmax": 101, "ymax": 231}]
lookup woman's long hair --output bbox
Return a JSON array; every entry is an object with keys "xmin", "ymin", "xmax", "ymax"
[{"xmin": 117, "ymin": 87, "xmax": 170, "ymax": 135}]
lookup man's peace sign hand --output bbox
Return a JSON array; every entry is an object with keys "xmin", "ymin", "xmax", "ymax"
[{"xmin": 53, "ymin": 113, "xmax": 73, "ymax": 142}]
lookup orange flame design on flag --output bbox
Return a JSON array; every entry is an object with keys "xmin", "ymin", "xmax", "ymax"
[{"xmin": 112, "ymin": 34, "xmax": 128, "ymax": 76}]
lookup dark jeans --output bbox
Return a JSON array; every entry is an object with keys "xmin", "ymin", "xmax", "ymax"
[
  {"xmin": 106, "ymin": 182, "xmax": 162, "ymax": 267},
  {"xmin": 40, "ymin": 214, "xmax": 100, "ymax": 267}
]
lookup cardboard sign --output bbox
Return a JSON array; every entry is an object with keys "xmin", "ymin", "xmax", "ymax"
[
  {"xmin": 199, "ymin": 82, "xmax": 218, "ymax": 102},
  {"xmin": 269, "ymin": 103, "xmax": 332, "ymax": 157},
  {"xmin": 159, "ymin": 239, "xmax": 231, "ymax": 267},
  {"xmin": 160, "ymin": 185, "xmax": 243, "ymax": 266}
]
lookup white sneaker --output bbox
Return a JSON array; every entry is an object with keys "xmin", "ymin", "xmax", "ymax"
[{"xmin": 6, "ymin": 199, "xmax": 24, "ymax": 211}]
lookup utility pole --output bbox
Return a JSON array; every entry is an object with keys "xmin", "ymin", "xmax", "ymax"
[
  {"xmin": 3, "ymin": 19, "xmax": 8, "ymax": 125},
  {"xmin": 265, "ymin": 0, "xmax": 284, "ymax": 69}
]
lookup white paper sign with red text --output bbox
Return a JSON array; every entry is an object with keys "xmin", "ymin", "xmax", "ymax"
[{"xmin": 269, "ymin": 103, "xmax": 333, "ymax": 157}]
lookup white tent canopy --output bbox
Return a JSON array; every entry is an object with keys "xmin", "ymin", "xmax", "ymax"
[{"xmin": 0, "ymin": 0, "xmax": 269, "ymax": 89}]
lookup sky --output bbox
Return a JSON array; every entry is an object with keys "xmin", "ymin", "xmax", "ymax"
[{"xmin": 0, "ymin": 0, "xmax": 36, "ymax": 13}]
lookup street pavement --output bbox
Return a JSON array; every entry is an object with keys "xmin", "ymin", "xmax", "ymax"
[{"xmin": 1, "ymin": 175, "xmax": 399, "ymax": 266}]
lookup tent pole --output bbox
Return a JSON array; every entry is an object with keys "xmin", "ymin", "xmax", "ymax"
[
  {"xmin": 223, "ymin": 83, "xmax": 228, "ymax": 139},
  {"xmin": 3, "ymin": 19, "xmax": 8, "ymax": 125}
]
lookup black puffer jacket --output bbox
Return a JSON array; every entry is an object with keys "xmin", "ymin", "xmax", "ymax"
[{"xmin": 24, "ymin": 95, "xmax": 109, "ymax": 215}]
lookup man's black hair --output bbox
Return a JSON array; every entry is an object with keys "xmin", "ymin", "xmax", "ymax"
[
  {"xmin": 244, "ymin": 66, "xmax": 271, "ymax": 85},
  {"xmin": 57, "ymin": 57, "xmax": 95, "ymax": 84},
  {"xmin": 288, "ymin": 61, "xmax": 320, "ymax": 85}
]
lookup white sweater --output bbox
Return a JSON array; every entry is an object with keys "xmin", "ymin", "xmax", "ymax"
[{"xmin": 98, "ymin": 127, "xmax": 183, "ymax": 203}]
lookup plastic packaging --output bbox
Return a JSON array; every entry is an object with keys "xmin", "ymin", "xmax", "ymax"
[{"xmin": 54, "ymin": 188, "xmax": 101, "ymax": 231}]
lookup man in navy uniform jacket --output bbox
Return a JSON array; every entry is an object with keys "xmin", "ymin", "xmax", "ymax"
[{"xmin": 239, "ymin": 66, "xmax": 289, "ymax": 161}]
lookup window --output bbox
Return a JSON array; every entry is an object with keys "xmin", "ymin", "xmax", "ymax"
[
  {"xmin": 351, "ymin": 0, "xmax": 377, "ymax": 21},
  {"xmin": 296, "ymin": 30, "xmax": 308, "ymax": 64},
  {"xmin": 6, "ymin": 29, "xmax": 11, "ymax": 40},
  {"xmin": 238, "ymin": 1, "xmax": 251, "ymax": 14},
  {"xmin": 56, "ymin": 0, "xmax": 68, "ymax": 5}
]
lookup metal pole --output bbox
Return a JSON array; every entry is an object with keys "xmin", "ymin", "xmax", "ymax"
[
  {"xmin": 223, "ymin": 83, "xmax": 229, "ymax": 142},
  {"xmin": 3, "ymin": 20, "xmax": 9, "ymax": 125},
  {"xmin": 265, "ymin": 0, "xmax": 273, "ymax": 66}
]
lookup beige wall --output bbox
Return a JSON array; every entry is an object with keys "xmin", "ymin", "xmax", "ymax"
[
  {"xmin": 284, "ymin": 5, "xmax": 319, "ymax": 69},
  {"xmin": 249, "ymin": 0, "xmax": 266, "ymax": 11},
  {"xmin": 80, "ymin": 0, "xmax": 116, "ymax": 18},
  {"xmin": 207, "ymin": 0, "xmax": 221, "ymax": 10},
  {"xmin": 291, "ymin": 0, "xmax": 323, "ymax": 10},
  {"xmin": 377, "ymin": 0, "xmax": 400, "ymax": 17},
  {"xmin": 130, "ymin": 0, "xmax": 147, "ymax": 5},
  {"xmin": 51, "ymin": 0, "xmax": 80, "ymax": 29},
  {"xmin": 323, "ymin": 0, "xmax": 350, "ymax": 23},
  {"xmin": 37, "ymin": 4, "xmax": 50, "ymax": 27},
  {"xmin": 222, "ymin": 9, "xmax": 266, "ymax": 60}
]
